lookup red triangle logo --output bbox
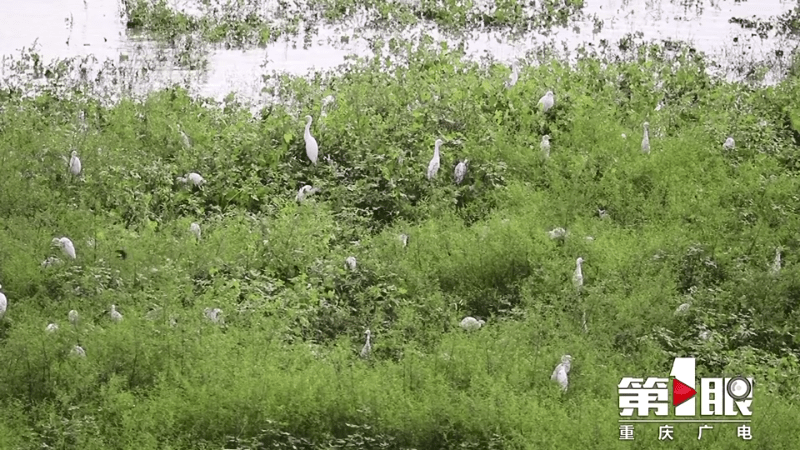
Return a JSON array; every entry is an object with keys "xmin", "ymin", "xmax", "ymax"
[{"xmin": 673, "ymin": 378, "xmax": 697, "ymax": 406}]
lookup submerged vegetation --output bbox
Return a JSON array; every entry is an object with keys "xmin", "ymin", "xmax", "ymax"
[{"xmin": 2, "ymin": 25, "xmax": 800, "ymax": 450}]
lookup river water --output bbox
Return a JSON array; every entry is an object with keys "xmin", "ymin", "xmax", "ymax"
[{"xmin": 0, "ymin": 0, "xmax": 796, "ymax": 101}]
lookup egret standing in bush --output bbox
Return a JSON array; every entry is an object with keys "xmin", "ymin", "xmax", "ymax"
[
  {"xmin": 427, "ymin": 139, "xmax": 443, "ymax": 180},
  {"xmin": 504, "ymin": 64, "xmax": 519, "ymax": 89},
  {"xmin": 771, "ymin": 247, "xmax": 782, "ymax": 276},
  {"xmin": 0, "ymin": 285, "xmax": 7, "ymax": 320},
  {"xmin": 69, "ymin": 150, "xmax": 82, "ymax": 176},
  {"xmin": 723, "ymin": 136, "xmax": 735, "ymax": 150},
  {"xmin": 71, "ymin": 344, "xmax": 86, "ymax": 358},
  {"xmin": 304, "ymin": 115, "xmax": 318, "ymax": 165},
  {"xmin": 551, "ymin": 355, "xmax": 572, "ymax": 392},
  {"xmin": 178, "ymin": 172, "xmax": 205, "ymax": 186},
  {"xmin": 454, "ymin": 159, "xmax": 468, "ymax": 184},
  {"xmin": 52, "ymin": 237, "xmax": 76, "ymax": 259},
  {"xmin": 360, "ymin": 329, "xmax": 372, "ymax": 359},
  {"xmin": 460, "ymin": 316, "xmax": 484, "ymax": 331},
  {"xmin": 641, "ymin": 122, "xmax": 650, "ymax": 154},
  {"xmin": 399, "ymin": 233, "xmax": 409, "ymax": 248},
  {"xmin": 46, "ymin": 323, "xmax": 58, "ymax": 332},
  {"xmin": 204, "ymin": 307, "xmax": 223, "ymax": 324},
  {"xmin": 109, "ymin": 305, "xmax": 123, "ymax": 322},
  {"xmin": 68, "ymin": 309, "xmax": 79, "ymax": 327},
  {"xmin": 345, "ymin": 256, "xmax": 357, "ymax": 271},
  {"xmin": 573, "ymin": 257, "xmax": 584, "ymax": 291},
  {"xmin": 189, "ymin": 222, "xmax": 201, "ymax": 240},
  {"xmin": 540, "ymin": 135, "xmax": 551, "ymax": 158},
  {"xmin": 548, "ymin": 227, "xmax": 566, "ymax": 240},
  {"xmin": 538, "ymin": 91, "xmax": 554, "ymax": 112},
  {"xmin": 296, "ymin": 185, "xmax": 317, "ymax": 202}
]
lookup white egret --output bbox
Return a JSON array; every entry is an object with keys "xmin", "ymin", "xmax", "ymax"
[
  {"xmin": 427, "ymin": 139, "xmax": 443, "ymax": 180},
  {"xmin": 573, "ymin": 257, "xmax": 584, "ymax": 291},
  {"xmin": 45, "ymin": 322, "xmax": 58, "ymax": 332},
  {"xmin": 459, "ymin": 316, "xmax": 485, "ymax": 331},
  {"xmin": 641, "ymin": 122, "xmax": 650, "ymax": 154},
  {"xmin": 399, "ymin": 233, "xmax": 409, "ymax": 247},
  {"xmin": 723, "ymin": 136, "xmax": 735, "ymax": 150},
  {"xmin": 504, "ymin": 64, "xmax": 519, "ymax": 89},
  {"xmin": 0, "ymin": 285, "xmax": 6, "ymax": 320},
  {"xmin": 178, "ymin": 125, "xmax": 191, "ymax": 149},
  {"xmin": 585, "ymin": 236, "xmax": 595, "ymax": 241},
  {"xmin": 41, "ymin": 256, "xmax": 62, "ymax": 268},
  {"xmin": 540, "ymin": 135, "xmax": 551, "ymax": 158},
  {"xmin": 551, "ymin": 355, "xmax": 572, "ymax": 392},
  {"xmin": 547, "ymin": 227, "xmax": 566, "ymax": 240},
  {"xmin": 69, "ymin": 150, "xmax": 82, "ymax": 176},
  {"xmin": 52, "ymin": 237, "xmax": 76, "ymax": 259},
  {"xmin": 189, "ymin": 222, "xmax": 201, "ymax": 240},
  {"xmin": 296, "ymin": 184, "xmax": 317, "ymax": 202},
  {"xmin": 109, "ymin": 304, "xmax": 123, "ymax": 322},
  {"xmin": 598, "ymin": 209, "xmax": 609, "ymax": 219},
  {"xmin": 699, "ymin": 330, "xmax": 711, "ymax": 341},
  {"xmin": 770, "ymin": 247, "xmax": 781, "ymax": 276},
  {"xmin": 360, "ymin": 329, "xmax": 372, "ymax": 359},
  {"xmin": 71, "ymin": 345, "xmax": 86, "ymax": 358},
  {"xmin": 204, "ymin": 307, "xmax": 223, "ymax": 324},
  {"xmin": 454, "ymin": 159, "xmax": 468, "ymax": 184},
  {"xmin": 538, "ymin": 90, "xmax": 555, "ymax": 112},
  {"xmin": 345, "ymin": 256, "xmax": 357, "ymax": 271},
  {"xmin": 675, "ymin": 302, "xmax": 691, "ymax": 315},
  {"xmin": 68, "ymin": 309, "xmax": 79, "ymax": 326},
  {"xmin": 304, "ymin": 115, "xmax": 319, "ymax": 165},
  {"xmin": 178, "ymin": 172, "xmax": 205, "ymax": 186}
]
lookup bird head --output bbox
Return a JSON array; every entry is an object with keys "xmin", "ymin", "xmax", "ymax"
[
  {"xmin": 365, "ymin": 329, "xmax": 371, "ymax": 337},
  {"xmin": 304, "ymin": 115, "xmax": 313, "ymax": 124},
  {"xmin": 562, "ymin": 354, "xmax": 572, "ymax": 363},
  {"xmin": 543, "ymin": 134, "xmax": 550, "ymax": 141},
  {"xmin": 71, "ymin": 150, "xmax": 78, "ymax": 157},
  {"xmin": 576, "ymin": 257, "xmax": 584, "ymax": 264},
  {"xmin": 51, "ymin": 238, "xmax": 61, "ymax": 247},
  {"xmin": 478, "ymin": 319, "xmax": 485, "ymax": 326},
  {"xmin": 643, "ymin": 122, "xmax": 649, "ymax": 129},
  {"xmin": 435, "ymin": 139, "xmax": 444, "ymax": 149}
]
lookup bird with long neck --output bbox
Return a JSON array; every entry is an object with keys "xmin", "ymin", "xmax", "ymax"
[
  {"xmin": 427, "ymin": 139, "xmax": 443, "ymax": 180},
  {"xmin": 304, "ymin": 115, "xmax": 318, "ymax": 165}
]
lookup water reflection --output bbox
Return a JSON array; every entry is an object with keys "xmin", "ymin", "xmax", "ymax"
[{"xmin": 0, "ymin": 0, "xmax": 796, "ymax": 101}]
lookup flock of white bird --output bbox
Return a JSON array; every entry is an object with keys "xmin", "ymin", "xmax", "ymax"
[{"xmin": 0, "ymin": 70, "xmax": 743, "ymax": 393}]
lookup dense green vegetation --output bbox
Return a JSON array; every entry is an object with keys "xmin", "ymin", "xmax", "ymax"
[{"xmin": 1, "ymin": 37, "xmax": 800, "ymax": 449}]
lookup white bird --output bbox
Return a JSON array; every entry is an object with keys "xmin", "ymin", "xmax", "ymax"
[
  {"xmin": 427, "ymin": 139, "xmax": 443, "ymax": 180},
  {"xmin": 504, "ymin": 64, "xmax": 519, "ymax": 89},
  {"xmin": 178, "ymin": 125, "xmax": 191, "ymax": 149},
  {"xmin": 551, "ymin": 355, "xmax": 572, "ymax": 392},
  {"xmin": 68, "ymin": 309, "xmax": 79, "ymax": 326},
  {"xmin": 699, "ymin": 330, "xmax": 711, "ymax": 341},
  {"xmin": 573, "ymin": 257, "xmax": 584, "ymax": 290},
  {"xmin": 189, "ymin": 222, "xmax": 201, "ymax": 240},
  {"xmin": 109, "ymin": 304, "xmax": 123, "ymax": 322},
  {"xmin": 454, "ymin": 159, "xmax": 468, "ymax": 184},
  {"xmin": 540, "ymin": 135, "xmax": 551, "ymax": 158},
  {"xmin": 547, "ymin": 227, "xmax": 566, "ymax": 239},
  {"xmin": 296, "ymin": 184, "xmax": 317, "ymax": 202},
  {"xmin": 178, "ymin": 172, "xmax": 205, "ymax": 186},
  {"xmin": 52, "ymin": 237, "xmax": 76, "ymax": 259},
  {"xmin": 345, "ymin": 256, "xmax": 357, "ymax": 271},
  {"xmin": 675, "ymin": 302, "xmax": 691, "ymax": 315},
  {"xmin": 0, "ymin": 285, "xmax": 6, "ymax": 320},
  {"xmin": 45, "ymin": 322, "xmax": 58, "ymax": 332},
  {"xmin": 771, "ymin": 247, "xmax": 782, "ymax": 276},
  {"xmin": 204, "ymin": 307, "xmax": 223, "ymax": 324},
  {"xmin": 538, "ymin": 90, "xmax": 555, "ymax": 112},
  {"xmin": 459, "ymin": 316, "xmax": 485, "ymax": 331},
  {"xmin": 71, "ymin": 345, "xmax": 86, "ymax": 358},
  {"xmin": 41, "ymin": 256, "xmax": 63, "ymax": 267},
  {"xmin": 68, "ymin": 150, "xmax": 82, "ymax": 176},
  {"xmin": 641, "ymin": 122, "xmax": 650, "ymax": 154},
  {"xmin": 399, "ymin": 233, "xmax": 409, "ymax": 247},
  {"xmin": 360, "ymin": 329, "xmax": 372, "ymax": 359},
  {"xmin": 304, "ymin": 115, "xmax": 319, "ymax": 165},
  {"xmin": 723, "ymin": 136, "xmax": 735, "ymax": 150}
]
